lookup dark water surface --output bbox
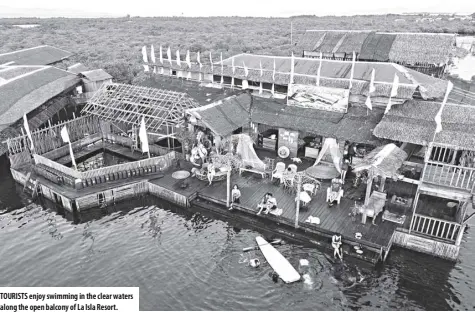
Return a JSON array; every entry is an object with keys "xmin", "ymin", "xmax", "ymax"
[{"xmin": 1, "ymin": 157, "xmax": 474, "ymax": 311}]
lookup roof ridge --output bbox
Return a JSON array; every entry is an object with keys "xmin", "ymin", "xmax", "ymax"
[{"xmin": 0, "ymin": 45, "xmax": 47, "ymax": 57}]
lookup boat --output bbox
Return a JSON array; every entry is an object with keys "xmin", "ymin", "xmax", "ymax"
[{"xmin": 255, "ymin": 236, "xmax": 301, "ymax": 283}]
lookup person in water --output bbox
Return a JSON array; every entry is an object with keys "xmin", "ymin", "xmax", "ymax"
[
  {"xmin": 229, "ymin": 184, "xmax": 241, "ymax": 210},
  {"xmin": 332, "ymin": 234, "xmax": 343, "ymax": 260}
]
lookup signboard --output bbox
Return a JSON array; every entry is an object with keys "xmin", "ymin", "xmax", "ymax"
[{"xmin": 287, "ymin": 84, "xmax": 349, "ymax": 113}]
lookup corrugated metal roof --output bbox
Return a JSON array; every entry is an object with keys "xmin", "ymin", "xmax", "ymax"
[{"xmin": 0, "ymin": 45, "xmax": 72, "ymax": 65}]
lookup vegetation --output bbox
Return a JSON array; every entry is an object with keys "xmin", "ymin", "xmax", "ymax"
[{"xmin": 1, "ymin": 15, "xmax": 474, "ymax": 83}]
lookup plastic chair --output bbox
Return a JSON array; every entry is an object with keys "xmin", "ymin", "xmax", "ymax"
[
  {"xmin": 272, "ymin": 162, "xmax": 286, "ymax": 183},
  {"xmin": 326, "ymin": 178, "xmax": 344, "ymax": 204}
]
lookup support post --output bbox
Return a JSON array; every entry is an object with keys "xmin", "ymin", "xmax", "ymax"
[
  {"xmin": 295, "ymin": 174, "xmax": 301, "ymax": 229},
  {"xmin": 379, "ymin": 176, "xmax": 386, "ymax": 192},
  {"xmin": 226, "ymin": 169, "xmax": 231, "ymax": 208},
  {"xmin": 364, "ymin": 169, "xmax": 373, "ymax": 205},
  {"xmin": 455, "ymin": 224, "xmax": 466, "ymax": 246},
  {"xmin": 408, "ymin": 189, "xmax": 420, "ymax": 234}
]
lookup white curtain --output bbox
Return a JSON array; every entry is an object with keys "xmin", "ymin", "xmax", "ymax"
[
  {"xmin": 313, "ymin": 138, "xmax": 341, "ymax": 173},
  {"xmin": 234, "ymin": 134, "xmax": 265, "ymax": 170}
]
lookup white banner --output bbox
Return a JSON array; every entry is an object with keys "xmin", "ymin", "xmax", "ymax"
[{"xmin": 0, "ymin": 287, "xmax": 139, "ymax": 312}]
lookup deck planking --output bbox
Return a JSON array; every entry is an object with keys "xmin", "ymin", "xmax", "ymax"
[{"xmin": 197, "ymin": 172, "xmax": 400, "ymax": 248}]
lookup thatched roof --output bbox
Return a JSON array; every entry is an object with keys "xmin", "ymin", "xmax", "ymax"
[
  {"xmin": 373, "ymin": 100, "xmax": 475, "ymax": 150},
  {"xmin": 295, "ymin": 30, "xmax": 456, "ymax": 65},
  {"xmin": 190, "ymin": 92, "xmax": 383, "ymax": 145},
  {"xmin": 79, "ymin": 69, "xmax": 113, "ymax": 82},
  {"xmin": 387, "ymin": 33, "xmax": 456, "ymax": 65},
  {"xmin": 352, "ymin": 143, "xmax": 408, "ymax": 178},
  {"xmin": 186, "ymin": 94, "xmax": 250, "ymax": 136},
  {"xmin": 0, "ymin": 45, "xmax": 72, "ymax": 66},
  {"xmin": 155, "ymin": 53, "xmax": 448, "ymax": 100},
  {"xmin": 0, "ymin": 66, "xmax": 79, "ymax": 129}
]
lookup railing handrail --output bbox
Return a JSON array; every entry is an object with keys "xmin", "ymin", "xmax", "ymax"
[
  {"xmin": 81, "ymin": 151, "xmax": 175, "ymax": 180},
  {"xmin": 425, "ymin": 160, "xmax": 475, "ymax": 171},
  {"xmin": 413, "ymin": 213, "xmax": 461, "ymax": 227}
]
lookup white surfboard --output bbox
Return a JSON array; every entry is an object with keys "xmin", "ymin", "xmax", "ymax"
[{"xmin": 256, "ymin": 236, "xmax": 301, "ymax": 283}]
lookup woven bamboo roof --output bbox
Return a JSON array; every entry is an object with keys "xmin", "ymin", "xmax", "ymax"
[
  {"xmin": 295, "ymin": 30, "xmax": 456, "ymax": 65},
  {"xmin": 352, "ymin": 143, "xmax": 408, "ymax": 178},
  {"xmin": 82, "ymin": 83, "xmax": 199, "ymax": 133},
  {"xmin": 373, "ymin": 100, "xmax": 475, "ymax": 150}
]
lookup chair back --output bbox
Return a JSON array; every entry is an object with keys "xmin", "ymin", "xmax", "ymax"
[
  {"xmin": 288, "ymin": 164, "xmax": 297, "ymax": 173},
  {"xmin": 275, "ymin": 162, "xmax": 286, "ymax": 172}
]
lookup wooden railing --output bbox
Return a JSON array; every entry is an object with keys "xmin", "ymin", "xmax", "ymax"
[
  {"xmin": 411, "ymin": 213, "xmax": 461, "ymax": 241},
  {"xmin": 33, "ymin": 154, "xmax": 82, "ymax": 179},
  {"xmin": 81, "ymin": 151, "xmax": 175, "ymax": 180},
  {"xmin": 422, "ymin": 161, "xmax": 475, "ymax": 190}
]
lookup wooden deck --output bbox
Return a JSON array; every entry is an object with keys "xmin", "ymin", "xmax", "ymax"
[{"xmin": 196, "ymin": 172, "xmax": 400, "ymax": 249}]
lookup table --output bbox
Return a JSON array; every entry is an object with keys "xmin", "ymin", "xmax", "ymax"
[
  {"xmin": 295, "ymin": 191, "xmax": 312, "ymax": 206},
  {"xmin": 171, "ymin": 170, "xmax": 190, "ymax": 180},
  {"xmin": 303, "ymin": 183, "xmax": 317, "ymax": 195}
]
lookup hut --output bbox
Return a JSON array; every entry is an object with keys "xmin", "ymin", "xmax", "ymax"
[
  {"xmin": 0, "ymin": 65, "xmax": 81, "ymax": 156},
  {"xmin": 295, "ymin": 30, "xmax": 457, "ymax": 77},
  {"xmin": 78, "ymin": 69, "xmax": 113, "ymax": 93}
]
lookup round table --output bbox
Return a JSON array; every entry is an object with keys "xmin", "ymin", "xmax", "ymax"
[{"xmin": 172, "ymin": 170, "xmax": 191, "ymax": 180}]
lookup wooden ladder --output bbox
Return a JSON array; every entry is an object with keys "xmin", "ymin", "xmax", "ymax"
[{"xmin": 131, "ymin": 125, "xmax": 138, "ymax": 151}]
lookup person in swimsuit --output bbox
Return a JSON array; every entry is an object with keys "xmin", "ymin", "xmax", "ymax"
[
  {"xmin": 332, "ymin": 234, "xmax": 343, "ymax": 260},
  {"xmin": 229, "ymin": 184, "xmax": 241, "ymax": 210},
  {"xmin": 257, "ymin": 193, "xmax": 277, "ymax": 215},
  {"xmin": 207, "ymin": 163, "xmax": 215, "ymax": 185}
]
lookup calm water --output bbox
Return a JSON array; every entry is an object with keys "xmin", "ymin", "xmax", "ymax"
[{"xmin": 1, "ymin": 156, "xmax": 474, "ymax": 311}]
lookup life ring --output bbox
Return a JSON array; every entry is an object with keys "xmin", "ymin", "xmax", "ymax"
[{"xmin": 278, "ymin": 146, "xmax": 290, "ymax": 159}]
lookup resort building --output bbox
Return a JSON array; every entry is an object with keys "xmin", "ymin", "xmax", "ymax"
[
  {"xmin": 4, "ymin": 45, "xmax": 475, "ymax": 264},
  {"xmin": 294, "ymin": 30, "xmax": 457, "ymax": 78},
  {"xmin": 0, "ymin": 46, "xmax": 112, "ymax": 157}
]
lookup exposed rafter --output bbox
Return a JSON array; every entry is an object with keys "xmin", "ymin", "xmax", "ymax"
[{"xmin": 81, "ymin": 83, "xmax": 199, "ymax": 133}]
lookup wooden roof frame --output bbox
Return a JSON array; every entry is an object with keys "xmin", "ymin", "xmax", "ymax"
[{"xmin": 81, "ymin": 83, "xmax": 199, "ymax": 134}]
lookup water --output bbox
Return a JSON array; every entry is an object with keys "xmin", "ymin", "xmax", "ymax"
[
  {"xmin": 73, "ymin": 150, "xmax": 132, "ymax": 172},
  {"xmin": 1, "ymin": 157, "xmax": 475, "ymax": 310}
]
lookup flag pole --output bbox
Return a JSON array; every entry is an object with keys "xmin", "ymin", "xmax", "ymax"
[{"xmin": 69, "ymin": 140, "xmax": 77, "ymax": 170}]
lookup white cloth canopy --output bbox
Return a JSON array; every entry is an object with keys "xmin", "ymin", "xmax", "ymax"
[
  {"xmin": 233, "ymin": 134, "xmax": 265, "ymax": 171},
  {"xmin": 312, "ymin": 138, "xmax": 341, "ymax": 173}
]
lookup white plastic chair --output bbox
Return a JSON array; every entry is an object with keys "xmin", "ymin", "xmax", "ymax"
[
  {"xmin": 326, "ymin": 178, "xmax": 344, "ymax": 204},
  {"xmin": 272, "ymin": 162, "xmax": 286, "ymax": 183}
]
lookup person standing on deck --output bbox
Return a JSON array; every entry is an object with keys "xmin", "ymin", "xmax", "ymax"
[
  {"xmin": 348, "ymin": 143, "xmax": 357, "ymax": 164},
  {"xmin": 207, "ymin": 163, "xmax": 215, "ymax": 185},
  {"xmin": 341, "ymin": 159, "xmax": 350, "ymax": 183},
  {"xmin": 332, "ymin": 234, "xmax": 343, "ymax": 260},
  {"xmin": 229, "ymin": 184, "xmax": 241, "ymax": 210}
]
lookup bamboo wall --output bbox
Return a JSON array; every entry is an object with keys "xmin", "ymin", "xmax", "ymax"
[
  {"xmin": 148, "ymin": 183, "xmax": 188, "ymax": 207},
  {"xmin": 75, "ymin": 181, "xmax": 149, "ymax": 211},
  {"xmin": 33, "ymin": 154, "xmax": 81, "ymax": 179},
  {"xmin": 10, "ymin": 168, "xmax": 28, "ymax": 186},
  {"xmin": 392, "ymin": 230, "xmax": 460, "ymax": 261},
  {"xmin": 9, "ymin": 150, "xmax": 32, "ymax": 169}
]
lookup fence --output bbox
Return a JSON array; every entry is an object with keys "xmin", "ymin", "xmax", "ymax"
[
  {"xmin": 410, "ymin": 213, "xmax": 461, "ymax": 242},
  {"xmin": 422, "ymin": 161, "xmax": 475, "ymax": 190}
]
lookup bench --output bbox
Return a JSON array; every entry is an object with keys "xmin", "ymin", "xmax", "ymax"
[{"xmin": 239, "ymin": 167, "xmax": 267, "ymax": 178}]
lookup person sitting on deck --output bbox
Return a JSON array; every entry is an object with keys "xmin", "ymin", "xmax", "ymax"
[
  {"xmin": 332, "ymin": 234, "xmax": 343, "ymax": 260},
  {"xmin": 229, "ymin": 184, "xmax": 241, "ymax": 210},
  {"xmin": 257, "ymin": 193, "xmax": 277, "ymax": 215},
  {"xmin": 207, "ymin": 163, "xmax": 215, "ymax": 185}
]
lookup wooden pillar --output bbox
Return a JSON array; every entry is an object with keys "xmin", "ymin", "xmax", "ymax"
[
  {"xmin": 364, "ymin": 169, "xmax": 373, "ymax": 205},
  {"xmin": 226, "ymin": 169, "xmax": 231, "ymax": 208},
  {"xmin": 379, "ymin": 176, "xmax": 386, "ymax": 192},
  {"xmin": 295, "ymin": 174, "xmax": 302, "ymax": 229},
  {"xmin": 408, "ymin": 189, "xmax": 421, "ymax": 234},
  {"xmin": 455, "ymin": 224, "xmax": 466, "ymax": 246}
]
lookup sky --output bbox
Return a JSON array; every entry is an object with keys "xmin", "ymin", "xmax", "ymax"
[{"xmin": 0, "ymin": 0, "xmax": 473, "ymax": 18}]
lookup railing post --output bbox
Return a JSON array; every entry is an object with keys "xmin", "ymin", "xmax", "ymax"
[
  {"xmin": 408, "ymin": 189, "xmax": 420, "ymax": 234},
  {"xmin": 455, "ymin": 224, "xmax": 465, "ymax": 246}
]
